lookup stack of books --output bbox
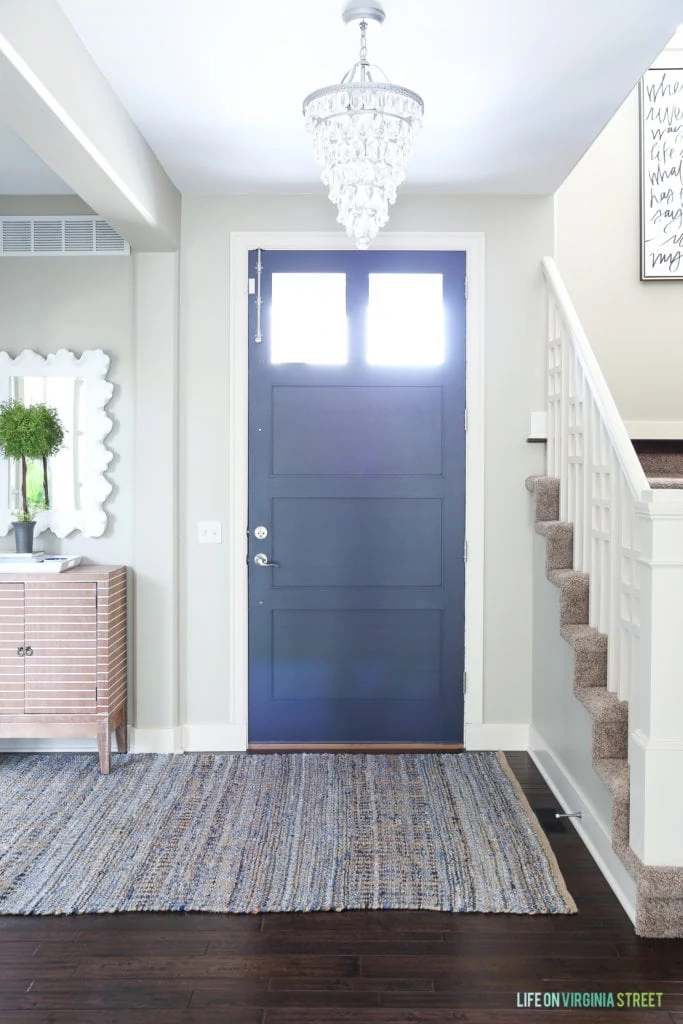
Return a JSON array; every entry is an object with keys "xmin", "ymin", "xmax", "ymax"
[{"xmin": 0, "ymin": 551, "xmax": 45, "ymax": 564}]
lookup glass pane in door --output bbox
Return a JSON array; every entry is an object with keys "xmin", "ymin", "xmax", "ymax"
[
  {"xmin": 271, "ymin": 273, "xmax": 348, "ymax": 364},
  {"xmin": 367, "ymin": 273, "xmax": 445, "ymax": 366}
]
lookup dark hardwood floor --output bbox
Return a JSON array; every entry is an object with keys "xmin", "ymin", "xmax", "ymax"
[{"xmin": 1, "ymin": 752, "xmax": 682, "ymax": 1023}]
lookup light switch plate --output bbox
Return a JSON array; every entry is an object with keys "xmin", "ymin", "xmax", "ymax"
[{"xmin": 198, "ymin": 521, "xmax": 222, "ymax": 544}]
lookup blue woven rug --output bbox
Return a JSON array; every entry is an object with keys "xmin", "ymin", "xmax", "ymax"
[{"xmin": 0, "ymin": 751, "xmax": 576, "ymax": 915}]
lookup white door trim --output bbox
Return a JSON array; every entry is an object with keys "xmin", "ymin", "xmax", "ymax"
[{"xmin": 228, "ymin": 230, "xmax": 485, "ymax": 748}]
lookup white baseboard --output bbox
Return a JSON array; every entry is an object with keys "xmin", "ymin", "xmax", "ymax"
[
  {"xmin": 0, "ymin": 725, "xmax": 244, "ymax": 755},
  {"xmin": 624, "ymin": 420, "xmax": 683, "ymax": 440},
  {"xmin": 0, "ymin": 738, "xmax": 98, "ymax": 753},
  {"xmin": 0, "ymin": 723, "xmax": 530, "ymax": 756},
  {"xmin": 182, "ymin": 723, "xmax": 247, "ymax": 752},
  {"xmin": 130, "ymin": 727, "xmax": 182, "ymax": 754},
  {"xmin": 529, "ymin": 726, "xmax": 637, "ymax": 923},
  {"xmin": 465, "ymin": 722, "xmax": 530, "ymax": 750}
]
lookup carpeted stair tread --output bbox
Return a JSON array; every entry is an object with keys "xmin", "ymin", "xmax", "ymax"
[
  {"xmin": 594, "ymin": 758, "xmax": 629, "ymax": 801},
  {"xmin": 637, "ymin": 866, "xmax": 683, "ymax": 900},
  {"xmin": 575, "ymin": 686, "xmax": 627, "ymax": 723},
  {"xmin": 548, "ymin": 568, "xmax": 579, "ymax": 586},
  {"xmin": 647, "ymin": 476, "xmax": 683, "ymax": 489},
  {"xmin": 560, "ymin": 623, "xmax": 602, "ymax": 648},
  {"xmin": 560, "ymin": 625, "xmax": 608, "ymax": 688},
  {"xmin": 551, "ymin": 571, "xmax": 589, "ymax": 626},
  {"xmin": 526, "ymin": 475, "xmax": 560, "ymax": 523},
  {"xmin": 534, "ymin": 520, "xmax": 556, "ymax": 535},
  {"xmin": 535, "ymin": 522, "xmax": 574, "ymax": 571},
  {"xmin": 636, "ymin": 897, "xmax": 683, "ymax": 938},
  {"xmin": 638, "ymin": 451, "xmax": 683, "ymax": 477}
]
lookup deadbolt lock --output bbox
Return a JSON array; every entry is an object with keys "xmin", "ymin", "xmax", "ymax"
[{"xmin": 254, "ymin": 526, "xmax": 268, "ymax": 540}]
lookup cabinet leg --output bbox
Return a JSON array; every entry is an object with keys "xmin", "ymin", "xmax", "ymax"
[
  {"xmin": 97, "ymin": 722, "xmax": 111, "ymax": 775},
  {"xmin": 115, "ymin": 723, "xmax": 128, "ymax": 753}
]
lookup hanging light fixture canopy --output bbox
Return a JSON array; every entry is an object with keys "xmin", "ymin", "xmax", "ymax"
[{"xmin": 302, "ymin": 1, "xmax": 424, "ymax": 250}]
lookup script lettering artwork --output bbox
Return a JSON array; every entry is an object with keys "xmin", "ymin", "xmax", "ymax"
[{"xmin": 641, "ymin": 68, "xmax": 683, "ymax": 278}]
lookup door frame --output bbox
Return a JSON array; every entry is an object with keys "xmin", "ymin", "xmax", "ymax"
[{"xmin": 228, "ymin": 231, "xmax": 485, "ymax": 750}]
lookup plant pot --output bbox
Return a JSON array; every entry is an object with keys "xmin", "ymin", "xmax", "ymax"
[{"xmin": 12, "ymin": 521, "xmax": 35, "ymax": 554}]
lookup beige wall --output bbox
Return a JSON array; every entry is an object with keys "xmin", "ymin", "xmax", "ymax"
[
  {"xmin": 0, "ymin": 203, "xmax": 180, "ymax": 738},
  {"xmin": 0, "ymin": 251, "xmax": 135, "ymax": 566},
  {"xmin": 556, "ymin": 72, "xmax": 683, "ymax": 429},
  {"xmin": 179, "ymin": 195, "xmax": 554, "ymax": 732}
]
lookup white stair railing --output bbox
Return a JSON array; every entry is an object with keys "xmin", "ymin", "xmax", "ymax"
[
  {"xmin": 542, "ymin": 257, "xmax": 683, "ymax": 868},
  {"xmin": 543, "ymin": 257, "xmax": 650, "ymax": 704}
]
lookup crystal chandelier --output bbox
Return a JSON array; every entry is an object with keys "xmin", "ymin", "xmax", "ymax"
[{"xmin": 302, "ymin": 1, "xmax": 424, "ymax": 250}]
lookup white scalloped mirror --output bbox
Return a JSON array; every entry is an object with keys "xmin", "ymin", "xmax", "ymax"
[{"xmin": 0, "ymin": 350, "xmax": 113, "ymax": 539}]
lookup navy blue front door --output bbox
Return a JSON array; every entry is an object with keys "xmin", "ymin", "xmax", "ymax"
[{"xmin": 248, "ymin": 250, "xmax": 466, "ymax": 744}]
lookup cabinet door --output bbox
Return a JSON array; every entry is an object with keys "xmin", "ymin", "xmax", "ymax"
[
  {"xmin": 24, "ymin": 581, "xmax": 97, "ymax": 715},
  {"xmin": 0, "ymin": 583, "xmax": 25, "ymax": 716}
]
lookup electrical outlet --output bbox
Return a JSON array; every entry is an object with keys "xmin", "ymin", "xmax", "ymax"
[{"xmin": 198, "ymin": 521, "xmax": 222, "ymax": 544}]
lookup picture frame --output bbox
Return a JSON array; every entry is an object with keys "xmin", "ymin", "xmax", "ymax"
[{"xmin": 639, "ymin": 66, "xmax": 683, "ymax": 280}]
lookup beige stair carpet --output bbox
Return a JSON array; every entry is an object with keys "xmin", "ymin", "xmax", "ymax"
[{"xmin": 527, "ymin": 472, "xmax": 683, "ymax": 938}]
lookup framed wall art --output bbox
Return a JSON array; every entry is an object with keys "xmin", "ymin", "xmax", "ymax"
[{"xmin": 640, "ymin": 66, "xmax": 683, "ymax": 280}]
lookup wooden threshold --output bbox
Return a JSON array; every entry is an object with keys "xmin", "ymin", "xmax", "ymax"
[{"xmin": 248, "ymin": 742, "xmax": 465, "ymax": 753}]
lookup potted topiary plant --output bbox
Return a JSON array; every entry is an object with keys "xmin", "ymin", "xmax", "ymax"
[
  {"xmin": 25, "ymin": 403, "xmax": 65, "ymax": 511},
  {"xmin": 0, "ymin": 399, "xmax": 65, "ymax": 553}
]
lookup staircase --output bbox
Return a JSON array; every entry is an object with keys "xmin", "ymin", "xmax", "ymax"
[{"xmin": 528, "ymin": 259, "xmax": 683, "ymax": 938}]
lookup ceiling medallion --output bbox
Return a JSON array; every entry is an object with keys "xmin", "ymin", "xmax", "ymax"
[{"xmin": 302, "ymin": 1, "xmax": 424, "ymax": 249}]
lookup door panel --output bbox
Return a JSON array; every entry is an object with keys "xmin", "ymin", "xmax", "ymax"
[
  {"xmin": 272, "ymin": 609, "xmax": 442, "ymax": 701},
  {"xmin": 0, "ymin": 583, "xmax": 24, "ymax": 716},
  {"xmin": 24, "ymin": 581, "xmax": 97, "ymax": 715},
  {"xmin": 272, "ymin": 386, "xmax": 443, "ymax": 476},
  {"xmin": 272, "ymin": 498, "xmax": 443, "ymax": 589},
  {"xmin": 248, "ymin": 249, "xmax": 466, "ymax": 744}
]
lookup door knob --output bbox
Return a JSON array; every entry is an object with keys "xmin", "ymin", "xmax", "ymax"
[
  {"xmin": 254, "ymin": 553, "xmax": 280, "ymax": 568},
  {"xmin": 16, "ymin": 645, "xmax": 24, "ymax": 657},
  {"xmin": 24, "ymin": 646, "xmax": 33, "ymax": 656}
]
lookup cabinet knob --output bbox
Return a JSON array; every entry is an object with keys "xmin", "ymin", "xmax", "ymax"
[
  {"xmin": 16, "ymin": 645, "xmax": 24, "ymax": 657},
  {"xmin": 24, "ymin": 646, "xmax": 33, "ymax": 657}
]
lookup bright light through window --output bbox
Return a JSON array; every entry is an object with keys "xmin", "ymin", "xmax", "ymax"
[
  {"xmin": 271, "ymin": 273, "xmax": 348, "ymax": 364},
  {"xmin": 367, "ymin": 274, "xmax": 445, "ymax": 366}
]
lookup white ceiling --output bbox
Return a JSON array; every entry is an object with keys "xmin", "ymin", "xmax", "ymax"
[{"xmin": 2, "ymin": 0, "xmax": 682, "ymax": 196}]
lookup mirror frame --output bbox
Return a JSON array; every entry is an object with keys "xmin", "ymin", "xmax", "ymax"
[{"xmin": 0, "ymin": 349, "xmax": 114, "ymax": 539}]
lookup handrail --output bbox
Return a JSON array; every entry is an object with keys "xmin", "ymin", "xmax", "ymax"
[
  {"xmin": 541, "ymin": 256, "xmax": 649, "ymax": 702},
  {"xmin": 541, "ymin": 257, "xmax": 651, "ymax": 504}
]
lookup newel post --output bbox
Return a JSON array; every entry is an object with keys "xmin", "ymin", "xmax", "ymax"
[{"xmin": 630, "ymin": 494, "xmax": 683, "ymax": 866}]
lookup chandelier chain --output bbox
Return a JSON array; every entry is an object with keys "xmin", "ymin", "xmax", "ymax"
[
  {"xmin": 359, "ymin": 21, "xmax": 368, "ymax": 64},
  {"xmin": 359, "ymin": 21, "xmax": 368, "ymax": 84}
]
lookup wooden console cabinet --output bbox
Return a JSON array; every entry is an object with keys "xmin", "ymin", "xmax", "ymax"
[{"xmin": 0, "ymin": 565, "xmax": 128, "ymax": 773}]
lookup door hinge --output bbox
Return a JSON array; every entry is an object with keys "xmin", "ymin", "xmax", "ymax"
[
  {"xmin": 464, "ymin": 276, "xmax": 468, "ymax": 300},
  {"xmin": 464, "ymin": 408, "xmax": 468, "ymax": 432},
  {"xmin": 463, "ymin": 671, "xmax": 467, "ymax": 694},
  {"xmin": 464, "ymin": 540, "xmax": 468, "ymax": 562}
]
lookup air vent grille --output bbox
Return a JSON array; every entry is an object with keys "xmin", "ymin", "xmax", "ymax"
[
  {"xmin": 2, "ymin": 220, "xmax": 31, "ymax": 253},
  {"xmin": 0, "ymin": 217, "xmax": 130, "ymax": 256},
  {"xmin": 34, "ymin": 220, "xmax": 64, "ymax": 252},
  {"xmin": 65, "ymin": 219, "xmax": 94, "ymax": 251},
  {"xmin": 95, "ymin": 219, "xmax": 126, "ymax": 252}
]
